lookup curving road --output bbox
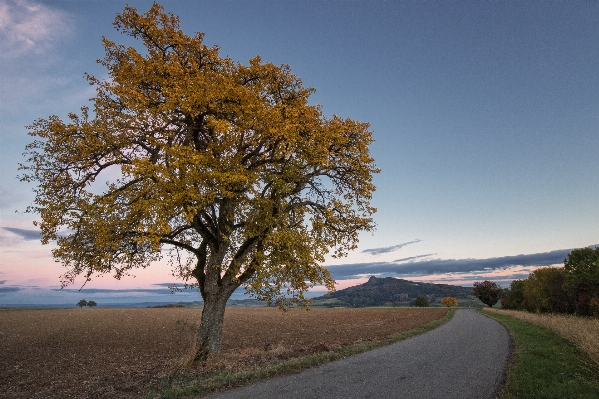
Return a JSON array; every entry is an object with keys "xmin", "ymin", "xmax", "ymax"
[{"xmin": 204, "ymin": 309, "xmax": 510, "ymax": 399}]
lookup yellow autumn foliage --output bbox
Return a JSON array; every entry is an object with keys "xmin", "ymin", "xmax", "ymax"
[{"xmin": 441, "ymin": 297, "xmax": 458, "ymax": 307}]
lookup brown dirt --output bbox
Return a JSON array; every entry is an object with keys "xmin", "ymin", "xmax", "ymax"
[{"xmin": 0, "ymin": 307, "xmax": 447, "ymax": 398}]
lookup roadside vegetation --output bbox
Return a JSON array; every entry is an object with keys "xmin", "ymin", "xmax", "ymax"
[
  {"xmin": 501, "ymin": 247, "xmax": 599, "ymax": 316},
  {"xmin": 486, "ymin": 308, "xmax": 599, "ymax": 366},
  {"xmin": 483, "ymin": 309, "xmax": 599, "ymax": 398}
]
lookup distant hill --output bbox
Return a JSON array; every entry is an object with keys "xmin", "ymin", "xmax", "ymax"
[{"xmin": 312, "ymin": 276, "xmax": 481, "ymax": 307}]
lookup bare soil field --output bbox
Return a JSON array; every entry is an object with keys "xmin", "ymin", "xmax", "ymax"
[{"xmin": 0, "ymin": 307, "xmax": 447, "ymax": 399}]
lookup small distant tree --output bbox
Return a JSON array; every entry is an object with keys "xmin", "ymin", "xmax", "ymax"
[
  {"xmin": 473, "ymin": 280, "xmax": 503, "ymax": 307},
  {"xmin": 441, "ymin": 296, "xmax": 458, "ymax": 307},
  {"xmin": 77, "ymin": 299, "xmax": 88, "ymax": 308},
  {"xmin": 87, "ymin": 300, "xmax": 97, "ymax": 307},
  {"xmin": 414, "ymin": 296, "xmax": 429, "ymax": 307}
]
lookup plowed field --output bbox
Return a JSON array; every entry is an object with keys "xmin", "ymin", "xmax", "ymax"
[{"xmin": 0, "ymin": 307, "xmax": 448, "ymax": 398}]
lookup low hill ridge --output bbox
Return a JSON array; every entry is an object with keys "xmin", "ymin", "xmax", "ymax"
[{"xmin": 313, "ymin": 276, "xmax": 478, "ymax": 307}]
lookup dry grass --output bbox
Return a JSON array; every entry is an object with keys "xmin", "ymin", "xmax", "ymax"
[
  {"xmin": 0, "ymin": 307, "xmax": 447, "ymax": 399},
  {"xmin": 484, "ymin": 308, "xmax": 599, "ymax": 366}
]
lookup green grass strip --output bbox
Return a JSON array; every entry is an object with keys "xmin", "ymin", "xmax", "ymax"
[
  {"xmin": 482, "ymin": 310, "xmax": 599, "ymax": 399},
  {"xmin": 145, "ymin": 309, "xmax": 455, "ymax": 399}
]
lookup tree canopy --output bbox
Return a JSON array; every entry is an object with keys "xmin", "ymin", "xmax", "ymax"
[
  {"xmin": 20, "ymin": 3, "xmax": 378, "ymax": 360},
  {"xmin": 441, "ymin": 296, "xmax": 458, "ymax": 307},
  {"xmin": 76, "ymin": 299, "xmax": 88, "ymax": 308},
  {"xmin": 564, "ymin": 247, "xmax": 599, "ymax": 315},
  {"xmin": 414, "ymin": 296, "xmax": 430, "ymax": 307},
  {"xmin": 501, "ymin": 251, "xmax": 599, "ymax": 317},
  {"xmin": 473, "ymin": 280, "xmax": 503, "ymax": 307}
]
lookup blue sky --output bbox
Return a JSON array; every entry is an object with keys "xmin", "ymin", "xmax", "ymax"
[{"xmin": 1, "ymin": 0, "xmax": 598, "ymax": 306}]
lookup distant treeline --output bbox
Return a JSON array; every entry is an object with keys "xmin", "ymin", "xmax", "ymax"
[{"xmin": 501, "ymin": 247, "xmax": 599, "ymax": 317}]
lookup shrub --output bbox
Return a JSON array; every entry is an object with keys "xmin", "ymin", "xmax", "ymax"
[
  {"xmin": 87, "ymin": 300, "xmax": 97, "ymax": 307},
  {"xmin": 441, "ymin": 297, "xmax": 458, "ymax": 307},
  {"xmin": 414, "ymin": 296, "xmax": 429, "ymax": 307}
]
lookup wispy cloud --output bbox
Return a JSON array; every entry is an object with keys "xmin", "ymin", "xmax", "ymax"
[
  {"xmin": 394, "ymin": 254, "xmax": 436, "ymax": 262},
  {"xmin": 0, "ymin": 0, "xmax": 73, "ymax": 59},
  {"xmin": 50, "ymin": 287, "xmax": 186, "ymax": 295},
  {"xmin": 2, "ymin": 227, "xmax": 40, "ymax": 241},
  {"xmin": 362, "ymin": 239, "xmax": 422, "ymax": 255},
  {"xmin": 151, "ymin": 282, "xmax": 195, "ymax": 290},
  {"xmin": 417, "ymin": 272, "xmax": 533, "ymax": 284},
  {"xmin": 328, "ymin": 247, "xmax": 582, "ymax": 280}
]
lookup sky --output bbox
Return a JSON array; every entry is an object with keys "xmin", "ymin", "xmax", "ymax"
[{"xmin": 1, "ymin": 0, "xmax": 598, "ymax": 306}]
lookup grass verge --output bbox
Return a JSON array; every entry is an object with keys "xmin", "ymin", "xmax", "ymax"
[
  {"xmin": 481, "ymin": 309, "xmax": 599, "ymax": 399},
  {"xmin": 145, "ymin": 308, "xmax": 455, "ymax": 399},
  {"xmin": 485, "ymin": 308, "xmax": 599, "ymax": 366}
]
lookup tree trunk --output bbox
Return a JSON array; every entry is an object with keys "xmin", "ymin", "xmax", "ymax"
[{"xmin": 193, "ymin": 291, "xmax": 231, "ymax": 362}]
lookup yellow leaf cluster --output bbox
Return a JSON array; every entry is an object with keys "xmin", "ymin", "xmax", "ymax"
[{"xmin": 441, "ymin": 297, "xmax": 459, "ymax": 307}]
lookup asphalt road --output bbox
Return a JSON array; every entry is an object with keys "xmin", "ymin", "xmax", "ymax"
[{"xmin": 204, "ymin": 309, "xmax": 511, "ymax": 399}]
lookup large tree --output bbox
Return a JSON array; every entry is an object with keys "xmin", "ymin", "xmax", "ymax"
[{"xmin": 19, "ymin": 4, "xmax": 378, "ymax": 361}]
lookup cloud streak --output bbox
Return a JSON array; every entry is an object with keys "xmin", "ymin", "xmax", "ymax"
[
  {"xmin": 2, "ymin": 227, "xmax": 40, "ymax": 241},
  {"xmin": 361, "ymin": 239, "xmax": 422, "ymax": 255},
  {"xmin": 328, "ymin": 247, "xmax": 583, "ymax": 280},
  {"xmin": 394, "ymin": 254, "xmax": 436, "ymax": 263},
  {"xmin": 0, "ymin": 286, "xmax": 21, "ymax": 293},
  {"xmin": 50, "ymin": 287, "xmax": 197, "ymax": 295}
]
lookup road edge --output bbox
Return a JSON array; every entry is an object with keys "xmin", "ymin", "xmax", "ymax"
[{"xmin": 477, "ymin": 308, "xmax": 516, "ymax": 399}]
